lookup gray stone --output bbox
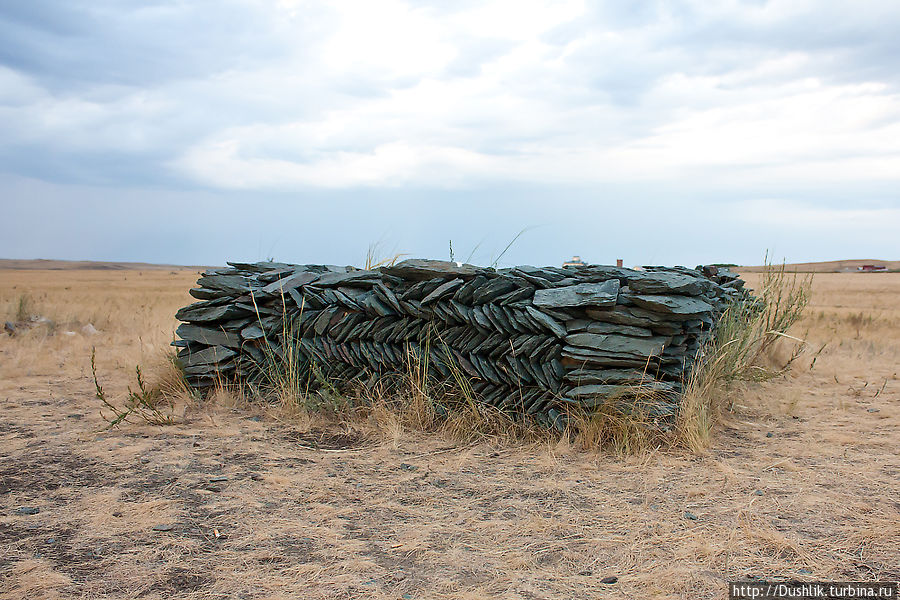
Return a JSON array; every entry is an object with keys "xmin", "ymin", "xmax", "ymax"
[
  {"xmin": 563, "ymin": 368, "xmax": 656, "ymax": 385},
  {"xmin": 560, "ymin": 347, "xmax": 649, "ymax": 367},
  {"xmin": 382, "ymin": 259, "xmax": 487, "ymax": 281},
  {"xmin": 260, "ymin": 271, "xmax": 319, "ymax": 295},
  {"xmin": 453, "ymin": 275, "xmax": 489, "ymax": 304},
  {"xmin": 421, "ymin": 278, "xmax": 464, "ymax": 304},
  {"xmin": 565, "ymin": 319, "xmax": 652, "ymax": 337},
  {"xmin": 630, "ymin": 294, "xmax": 714, "ymax": 316},
  {"xmin": 176, "ymin": 324, "xmax": 242, "ymax": 348},
  {"xmin": 564, "ymin": 333, "xmax": 668, "ymax": 358},
  {"xmin": 525, "ymin": 306, "xmax": 566, "ymax": 338},
  {"xmin": 197, "ymin": 275, "xmax": 256, "ymax": 295},
  {"xmin": 533, "ymin": 279, "xmax": 619, "ymax": 309},
  {"xmin": 373, "ymin": 284, "xmax": 403, "ymax": 313},
  {"xmin": 175, "ymin": 303, "xmax": 251, "ymax": 323},
  {"xmin": 471, "ymin": 278, "xmax": 517, "ymax": 304},
  {"xmin": 241, "ymin": 323, "xmax": 266, "ymax": 340},
  {"xmin": 315, "ymin": 270, "xmax": 379, "ymax": 287},
  {"xmin": 189, "ymin": 287, "xmax": 228, "ymax": 300},
  {"xmin": 628, "ymin": 271, "xmax": 706, "ymax": 296},
  {"xmin": 178, "ymin": 345, "xmax": 237, "ymax": 368},
  {"xmin": 567, "ymin": 384, "xmax": 628, "ymax": 398}
]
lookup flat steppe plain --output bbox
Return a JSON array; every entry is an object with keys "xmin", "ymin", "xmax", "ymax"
[{"xmin": 0, "ymin": 268, "xmax": 897, "ymax": 599}]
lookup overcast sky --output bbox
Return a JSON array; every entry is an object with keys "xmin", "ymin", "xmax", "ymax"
[{"xmin": 1, "ymin": 0, "xmax": 898, "ymax": 268}]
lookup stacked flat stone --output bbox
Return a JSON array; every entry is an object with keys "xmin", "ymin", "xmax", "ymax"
[{"xmin": 174, "ymin": 259, "xmax": 748, "ymax": 426}]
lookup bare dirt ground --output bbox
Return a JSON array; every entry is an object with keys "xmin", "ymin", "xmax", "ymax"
[{"xmin": 0, "ymin": 269, "xmax": 897, "ymax": 599}]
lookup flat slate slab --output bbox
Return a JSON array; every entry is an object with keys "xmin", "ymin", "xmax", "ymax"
[
  {"xmin": 564, "ymin": 332, "xmax": 668, "ymax": 358},
  {"xmin": 629, "ymin": 294, "xmax": 714, "ymax": 316},
  {"xmin": 627, "ymin": 271, "xmax": 706, "ymax": 296},
  {"xmin": 533, "ymin": 279, "xmax": 619, "ymax": 309},
  {"xmin": 382, "ymin": 259, "xmax": 487, "ymax": 281},
  {"xmin": 260, "ymin": 271, "xmax": 319, "ymax": 295},
  {"xmin": 176, "ymin": 324, "xmax": 242, "ymax": 348}
]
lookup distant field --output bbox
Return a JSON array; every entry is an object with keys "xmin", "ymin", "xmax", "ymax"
[
  {"xmin": 740, "ymin": 259, "xmax": 899, "ymax": 273},
  {"xmin": 0, "ymin": 258, "xmax": 210, "ymax": 271}
]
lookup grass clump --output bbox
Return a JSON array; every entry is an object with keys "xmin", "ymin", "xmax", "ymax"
[
  {"xmin": 676, "ymin": 264, "xmax": 811, "ymax": 451},
  {"xmin": 92, "ymin": 347, "xmax": 190, "ymax": 428}
]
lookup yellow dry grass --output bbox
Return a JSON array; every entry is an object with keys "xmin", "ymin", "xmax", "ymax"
[{"xmin": 0, "ymin": 268, "xmax": 898, "ymax": 599}]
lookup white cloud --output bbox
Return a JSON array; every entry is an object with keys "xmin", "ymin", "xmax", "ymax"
[{"xmin": 2, "ymin": 0, "xmax": 900, "ymax": 196}]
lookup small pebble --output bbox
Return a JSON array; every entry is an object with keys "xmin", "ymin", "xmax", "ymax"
[
  {"xmin": 578, "ymin": 570, "xmax": 592, "ymax": 576},
  {"xmin": 601, "ymin": 576, "xmax": 618, "ymax": 584},
  {"xmin": 16, "ymin": 507, "xmax": 40, "ymax": 515},
  {"xmin": 754, "ymin": 490, "xmax": 764, "ymax": 496},
  {"xmin": 684, "ymin": 511, "xmax": 699, "ymax": 521},
  {"xmin": 766, "ymin": 432, "xmax": 774, "ymax": 438},
  {"xmin": 867, "ymin": 408, "xmax": 879, "ymax": 413},
  {"xmin": 112, "ymin": 512, "xmax": 123, "ymax": 518},
  {"xmin": 399, "ymin": 463, "xmax": 417, "ymax": 471},
  {"xmin": 152, "ymin": 524, "xmax": 175, "ymax": 532},
  {"xmin": 209, "ymin": 476, "xmax": 229, "ymax": 482}
]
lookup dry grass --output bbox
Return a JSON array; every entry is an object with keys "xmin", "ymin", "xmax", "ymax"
[{"xmin": 0, "ymin": 268, "xmax": 898, "ymax": 598}]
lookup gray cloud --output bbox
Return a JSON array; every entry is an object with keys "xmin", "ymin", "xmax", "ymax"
[{"xmin": 0, "ymin": 0, "xmax": 898, "ymax": 265}]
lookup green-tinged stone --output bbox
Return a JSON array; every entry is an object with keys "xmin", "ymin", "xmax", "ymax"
[
  {"xmin": 189, "ymin": 287, "xmax": 228, "ymax": 300},
  {"xmin": 525, "ymin": 306, "xmax": 566, "ymax": 338},
  {"xmin": 196, "ymin": 275, "xmax": 255, "ymax": 295},
  {"xmin": 627, "ymin": 271, "xmax": 706, "ymax": 296},
  {"xmin": 260, "ymin": 271, "xmax": 319, "ymax": 295},
  {"xmin": 315, "ymin": 270, "xmax": 379, "ymax": 287},
  {"xmin": 563, "ymin": 368, "xmax": 655, "ymax": 385},
  {"xmin": 533, "ymin": 279, "xmax": 619, "ymax": 309},
  {"xmin": 176, "ymin": 324, "xmax": 242, "ymax": 348},
  {"xmin": 401, "ymin": 277, "xmax": 445, "ymax": 301},
  {"xmin": 495, "ymin": 286, "xmax": 535, "ymax": 305},
  {"xmin": 421, "ymin": 278, "xmax": 464, "ymax": 304},
  {"xmin": 176, "ymin": 303, "xmax": 251, "ymax": 323},
  {"xmin": 452, "ymin": 275, "xmax": 488, "ymax": 305},
  {"xmin": 363, "ymin": 294, "xmax": 397, "ymax": 317},
  {"xmin": 564, "ymin": 319, "xmax": 653, "ymax": 337},
  {"xmin": 373, "ymin": 284, "xmax": 403, "ymax": 313},
  {"xmin": 178, "ymin": 345, "xmax": 237, "ymax": 368},
  {"xmin": 630, "ymin": 294, "xmax": 714, "ymax": 316},
  {"xmin": 472, "ymin": 278, "xmax": 517, "ymax": 304},
  {"xmin": 560, "ymin": 347, "xmax": 649, "ymax": 368},
  {"xmin": 382, "ymin": 259, "xmax": 487, "ymax": 281},
  {"xmin": 564, "ymin": 333, "xmax": 669, "ymax": 358},
  {"xmin": 240, "ymin": 324, "xmax": 265, "ymax": 340}
]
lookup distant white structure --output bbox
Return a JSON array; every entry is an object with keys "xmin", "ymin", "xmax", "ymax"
[
  {"xmin": 562, "ymin": 255, "xmax": 587, "ymax": 267},
  {"xmin": 562, "ymin": 256, "xmax": 624, "ymax": 268}
]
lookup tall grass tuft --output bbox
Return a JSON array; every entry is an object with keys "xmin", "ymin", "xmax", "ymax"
[
  {"xmin": 14, "ymin": 293, "xmax": 34, "ymax": 322},
  {"xmin": 676, "ymin": 264, "xmax": 811, "ymax": 451},
  {"xmin": 93, "ymin": 347, "xmax": 183, "ymax": 428}
]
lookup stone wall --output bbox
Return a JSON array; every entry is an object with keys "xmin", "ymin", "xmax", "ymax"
[{"xmin": 174, "ymin": 259, "xmax": 747, "ymax": 427}]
